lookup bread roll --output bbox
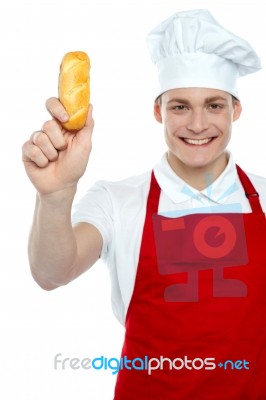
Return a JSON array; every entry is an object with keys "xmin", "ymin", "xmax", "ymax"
[{"xmin": 58, "ymin": 51, "xmax": 90, "ymax": 131}]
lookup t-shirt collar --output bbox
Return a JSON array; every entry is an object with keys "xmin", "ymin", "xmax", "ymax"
[{"xmin": 153, "ymin": 151, "xmax": 238, "ymax": 204}]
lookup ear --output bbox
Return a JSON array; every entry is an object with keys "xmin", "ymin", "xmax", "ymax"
[
  {"xmin": 153, "ymin": 101, "xmax": 163, "ymax": 123},
  {"xmin": 233, "ymin": 100, "xmax": 242, "ymax": 122}
]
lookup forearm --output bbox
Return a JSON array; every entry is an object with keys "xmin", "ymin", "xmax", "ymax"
[{"xmin": 28, "ymin": 187, "xmax": 78, "ymax": 290}]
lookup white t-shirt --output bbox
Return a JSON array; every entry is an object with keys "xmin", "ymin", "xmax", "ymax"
[{"xmin": 71, "ymin": 152, "xmax": 266, "ymax": 325}]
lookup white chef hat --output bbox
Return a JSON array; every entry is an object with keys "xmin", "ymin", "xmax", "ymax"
[{"xmin": 146, "ymin": 9, "xmax": 261, "ymax": 100}]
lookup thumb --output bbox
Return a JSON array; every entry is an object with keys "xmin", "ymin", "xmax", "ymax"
[
  {"xmin": 75, "ymin": 104, "xmax": 94, "ymax": 143},
  {"xmin": 84, "ymin": 104, "xmax": 94, "ymax": 131}
]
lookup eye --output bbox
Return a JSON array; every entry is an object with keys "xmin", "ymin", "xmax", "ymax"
[
  {"xmin": 208, "ymin": 103, "xmax": 223, "ymax": 110},
  {"xmin": 172, "ymin": 105, "xmax": 188, "ymax": 111}
]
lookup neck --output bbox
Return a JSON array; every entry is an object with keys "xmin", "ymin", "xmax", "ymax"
[{"xmin": 167, "ymin": 152, "xmax": 228, "ymax": 191}]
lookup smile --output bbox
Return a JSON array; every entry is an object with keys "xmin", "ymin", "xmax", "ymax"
[{"xmin": 182, "ymin": 137, "xmax": 214, "ymax": 145}]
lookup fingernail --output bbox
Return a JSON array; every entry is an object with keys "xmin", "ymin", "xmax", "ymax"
[{"xmin": 60, "ymin": 113, "xmax": 69, "ymax": 122}]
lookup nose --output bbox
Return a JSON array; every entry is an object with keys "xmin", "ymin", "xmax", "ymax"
[{"xmin": 187, "ymin": 109, "xmax": 209, "ymax": 134}]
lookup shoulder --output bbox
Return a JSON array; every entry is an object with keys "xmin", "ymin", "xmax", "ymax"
[
  {"xmin": 245, "ymin": 170, "xmax": 266, "ymax": 210},
  {"xmin": 74, "ymin": 170, "xmax": 153, "ymax": 215},
  {"xmin": 93, "ymin": 170, "xmax": 152, "ymax": 200},
  {"xmin": 245, "ymin": 170, "xmax": 266, "ymax": 190}
]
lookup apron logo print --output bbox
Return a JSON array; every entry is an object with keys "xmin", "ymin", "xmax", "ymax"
[
  {"xmin": 152, "ymin": 174, "xmax": 249, "ymax": 302},
  {"xmin": 193, "ymin": 215, "xmax": 236, "ymax": 259}
]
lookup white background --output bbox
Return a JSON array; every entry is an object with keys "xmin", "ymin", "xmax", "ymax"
[{"xmin": 1, "ymin": 0, "xmax": 266, "ymax": 398}]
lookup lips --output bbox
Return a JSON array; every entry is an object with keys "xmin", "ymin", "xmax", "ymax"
[{"xmin": 182, "ymin": 137, "xmax": 215, "ymax": 145}]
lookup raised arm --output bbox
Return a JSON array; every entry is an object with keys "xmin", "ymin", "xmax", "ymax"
[{"xmin": 22, "ymin": 98, "xmax": 102, "ymax": 290}]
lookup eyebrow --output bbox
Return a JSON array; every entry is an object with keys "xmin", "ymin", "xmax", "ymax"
[
  {"xmin": 167, "ymin": 98, "xmax": 191, "ymax": 105},
  {"xmin": 167, "ymin": 96, "xmax": 228, "ymax": 106},
  {"xmin": 205, "ymin": 96, "xmax": 227, "ymax": 103}
]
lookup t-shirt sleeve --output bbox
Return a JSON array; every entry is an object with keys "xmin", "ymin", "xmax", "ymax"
[{"xmin": 71, "ymin": 181, "xmax": 114, "ymax": 261}]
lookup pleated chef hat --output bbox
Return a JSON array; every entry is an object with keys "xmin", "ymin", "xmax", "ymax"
[{"xmin": 146, "ymin": 9, "xmax": 261, "ymax": 100}]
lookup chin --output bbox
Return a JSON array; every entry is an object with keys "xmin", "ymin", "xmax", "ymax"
[{"xmin": 180, "ymin": 156, "xmax": 215, "ymax": 170}]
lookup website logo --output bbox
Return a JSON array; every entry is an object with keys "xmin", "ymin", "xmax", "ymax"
[{"xmin": 54, "ymin": 353, "xmax": 250, "ymax": 375}]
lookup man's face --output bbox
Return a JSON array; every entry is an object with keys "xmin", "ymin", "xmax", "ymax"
[{"xmin": 154, "ymin": 88, "xmax": 242, "ymax": 175}]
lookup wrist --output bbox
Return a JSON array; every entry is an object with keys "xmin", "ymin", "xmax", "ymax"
[{"xmin": 37, "ymin": 185, "xmax": 77, "ymax": 208}]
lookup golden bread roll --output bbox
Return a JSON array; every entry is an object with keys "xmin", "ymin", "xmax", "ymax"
[{"xmin": 58, "ymin": 51, "xmax": 90, "ymax": 131}]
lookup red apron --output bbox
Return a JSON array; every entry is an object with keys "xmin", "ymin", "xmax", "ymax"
[{"xmin": 114, "ymin": 165, "xmax": 266, "ymax": 400}]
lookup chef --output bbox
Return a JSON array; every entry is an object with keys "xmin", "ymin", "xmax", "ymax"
[{"xmin": 22, "ymin": 9, "xmax": 266, "ymax": 400}]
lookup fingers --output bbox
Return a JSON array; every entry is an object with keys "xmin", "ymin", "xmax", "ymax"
[
  {"xmin": 22, "ymin": 119, "xmax": 67, "ymax": 168},
  {"xmin": 22, "ymin": 99, "xmax": 94, "ymax": 170},
  {"xmin": 46, "ymin": 97, "xmax": 94, "ymax": 133},
  {"xmin": 45, "ymin": 97, "xmax": 69, "ymax": 123},
  {"xmin": 22, "ymin": 140, "xmax": 50, "ymax": 168},
  {"xmin": 32, "ymin": 131, "xmax": 58, "ymax": 163},
  {"xmin": 41, "ymin": 119, "xmax": 67, "ymax": 150}
]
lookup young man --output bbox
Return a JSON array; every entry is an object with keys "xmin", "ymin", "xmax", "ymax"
[{"xmin": 22, "ymin": 9, "xmax": 266, "ymax": 400}]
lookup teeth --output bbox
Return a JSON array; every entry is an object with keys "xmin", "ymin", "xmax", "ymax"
[{"xmin": 183, "ymin": 138, "xmax": 213, "ymax": 145}]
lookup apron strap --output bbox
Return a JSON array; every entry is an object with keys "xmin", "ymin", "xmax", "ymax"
[
  {"xmin": 148, "ymin": 170, "xmax": 161, "ymax": 213},
  {"xmin": 236, "ymin": 164, "xmax": 263, "ymax": 214}
]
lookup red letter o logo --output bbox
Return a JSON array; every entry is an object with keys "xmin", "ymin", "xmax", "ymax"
[{"xmin": 193, "ymin": 216, "xmax": 236, "ymax": 259}]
